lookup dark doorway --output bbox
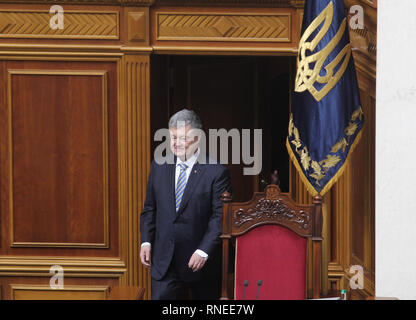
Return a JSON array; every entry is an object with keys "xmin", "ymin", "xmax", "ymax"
[{"xmin": 150, "ymin": 54, "xmax": 294, "ymax": 202}]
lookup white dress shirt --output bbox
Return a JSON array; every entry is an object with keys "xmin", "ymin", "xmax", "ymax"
[{"xmin": 141, "ymin": 148, "xmax": 208, "ymax": 260}]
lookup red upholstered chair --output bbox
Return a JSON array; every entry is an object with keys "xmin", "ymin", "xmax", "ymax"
[{"xmin": 220, "ymin": 184, "xmax": 323, "ymax": 300}]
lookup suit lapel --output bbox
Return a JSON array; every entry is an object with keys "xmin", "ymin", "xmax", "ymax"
[{"xmin": 166, "ymin": 154, "xmax": 177, "ymax": 217}]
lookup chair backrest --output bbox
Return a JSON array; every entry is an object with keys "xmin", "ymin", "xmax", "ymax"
[{"xmin": 220, "ymin": 184, "xmax": 323, "ymax": 300}]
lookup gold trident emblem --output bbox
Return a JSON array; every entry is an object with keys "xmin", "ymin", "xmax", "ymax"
[{"xmin": 295, "ymin": 1, "xmax": 351, "ymax": 102}]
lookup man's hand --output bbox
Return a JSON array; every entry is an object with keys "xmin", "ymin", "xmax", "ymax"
[
  {"xmin": 188, "ymin": 252, "xmax": 207, "ymax": 272},
  {"xmin": 140, "ymin": 244, "xmax": 151, "ymax": 268}
]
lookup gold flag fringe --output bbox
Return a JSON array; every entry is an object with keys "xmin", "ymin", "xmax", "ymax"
[{"xmin": 286, "ymin": 129, "xmax": 363, "ymax": 196}]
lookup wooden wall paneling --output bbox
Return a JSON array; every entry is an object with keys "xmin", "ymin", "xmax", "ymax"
[
  {"xmin": 0, "ymin": 56, "xmax": 127, "ymax": 299},
  {"xmin": 320, "ymin": 192, "xmax": 330, "ymax": 295},
  {"xmin": 328, "ymin": 162, "xmax": 357, "ymax": 293},
  {"xmin": 322, "ymin": 0, "xmax": 376, "ymax": 299},
  {"xmin": 0, "ymin": 9, "xmax": 119, "ymax": 40},
  {"xmin": 348, "ymin": 0, "xmax": 377, "ymax": 298},
  {"xmin": 11, "ymin": 285, "xmax": 111, "ymax": 300},
  {"xmin": 8, "ymin": 69, "xmax": 109, "ymax": 249},
  {"xmin": 117, "ymin": 53, "xmax": 129, "ymax": 289},
  {"xmin": 155, "ymin": 12, "xmax": 291, "ymax": 42},
  {"xmin": 124, "ymin": 6, "xmax": 150, "ymax": 47},
  {"xmin": 0, "ymin": 0, "xmax": 153, "ymax": 299},
  {"xmin": 327, "ymin": 91, "xmax": 375, "ymax": 298},
  {"xmin": 117, "ymin": 6, "xmax": 152, "ymax": 298},
  {"xmin": 0, "ymin": 0, "xmax": 150, "ymax": 3},
  {"xmin": 0, "ymin": 3, "xmax": 126, "ymax": 47},
  {"xmin": 121, "ymin": 53, "xmax": 151, "ymax": 299},
  {"xmin": 155, "ymin": 0, "xmax": 303, "ymax": 6},
  {"xmin": 150, "ymin": 5, "xmax": 302, "ymax": 55},
  {"xmin": 0, "ymin": 276, "xmax": 119, "ymax": 300},
  {"xmin": 119, "ymin": 1, "xmax": 152, "ymax": 300},
  {"xmin": 0, "ymin": 0, "xmax": 304, "ymax": 6},
  {"xmin": 121, "ymin": 6, "xmax": 156, "ymax": 298},
  {"xmin": 349, "ymin": 85, "xmax": 375, "ymax": 298},
  {"xmin": 0, "ymin": 59, "xmax": 120, "ymax": 258}
]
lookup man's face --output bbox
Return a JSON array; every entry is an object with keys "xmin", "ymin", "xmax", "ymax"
[{"xmin": 169, "ymin": 125, "xmax": 199, "ymax": 160}]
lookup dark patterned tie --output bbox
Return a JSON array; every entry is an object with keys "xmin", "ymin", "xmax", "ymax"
[{"xmin": 175, "ymin": 162, "xmax": 188, "ymax": 212}]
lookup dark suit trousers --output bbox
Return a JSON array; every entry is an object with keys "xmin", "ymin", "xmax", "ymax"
[{"xmin": 151, "ymin": 254, "xmax": 221, "ymax": 300}]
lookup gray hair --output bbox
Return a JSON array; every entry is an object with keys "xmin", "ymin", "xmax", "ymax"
[{"xmin": 168, "ymin": 109, "xmax": 202, "ymax": 129}]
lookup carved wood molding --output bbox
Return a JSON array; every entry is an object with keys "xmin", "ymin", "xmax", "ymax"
[
  {"xmin": 119, "ymin": 54, "xmax": 151, "ymax": 298},
  {"xmin": 10, "ymin": 285, "xmax": 111, "ymax": 300},
  {"xmin": 155, "ymin": 0, "xmax": 304, "ymax": 7},
  {"xmin": 0, "ymin": 10, "xmax": 119, "ymax": 39},
  {"xmin": 230, "ymin": 185, "xmax": 315, "ymax": 237},
  {"xmin": 157, "ymin": 12, "xmax": 291, "ymax": 42},
  {"xmin": 0, "ymin": 0, "xmax": 155, "ymax": 5},
  {"xmin": 127, "ymin": 11, "xmax": 147, "ymax": 42},
  {"xmin": 328, "ymin": 261, "xmax": 375, "ymax": 297},
  {"xmin": 0, "ymin": 0, "xmax": 303, "ymax": 7},
  {"xmin": 233, "ymin": 198, "xmax": 311, "ymax": 230},
  {"xmin": 0, "ymin": 256, "xmax": 126, "ymax": 277}
]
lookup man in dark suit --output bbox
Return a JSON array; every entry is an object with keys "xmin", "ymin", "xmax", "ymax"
[{"xmin": 140, "ymin": 109, "xmax": 232, "ymax": 300}]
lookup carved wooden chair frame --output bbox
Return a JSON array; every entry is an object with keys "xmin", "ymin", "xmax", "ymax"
[{"xmin": 220, "ymin": 184, "xmax": 323, "ymax": 300}]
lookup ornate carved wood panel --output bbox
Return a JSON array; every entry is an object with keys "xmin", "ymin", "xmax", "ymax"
[
  {"xmin": 156, "ymin": 12, "xmax": 291, "ymax": 42},
  {"xmin": 231, "ymin": 193, "xmax": 313, "ymax": 237},
  {"xmin": 150, "ymin": 6, "xmax": 302, "ymax": 55},
  {"xmin": 0, "ymin": 10, "xmax": 119, "ymax": 39}
]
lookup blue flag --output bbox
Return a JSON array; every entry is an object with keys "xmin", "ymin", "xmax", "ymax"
[{"xmin": 287, "ymin": 0, "xmax": 364, "ymax": 196}]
